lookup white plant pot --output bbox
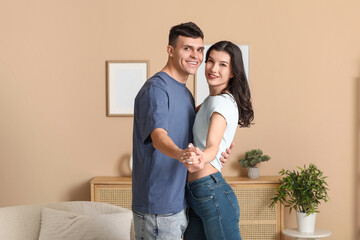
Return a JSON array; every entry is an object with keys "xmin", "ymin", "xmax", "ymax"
[
  {"xmin": 296, "ymin": 211, "xmax": 317, "ymax": 233},
  {"xmin": 248, "ymin": 167, "xmax": 259, "ymax": 179}
]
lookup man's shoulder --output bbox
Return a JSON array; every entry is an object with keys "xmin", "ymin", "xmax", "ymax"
[
  {"xmin": 136, "ymin": 72, "xmax": 169, "ymax": 101},
  {"xmin": 145, "ymin": 72, "xmax": 168, "ymax": 90}
]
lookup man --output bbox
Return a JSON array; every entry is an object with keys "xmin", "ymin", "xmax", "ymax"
[{"xmin": 132, "ymin": 22, "xmax": 232, "ymax": 240}]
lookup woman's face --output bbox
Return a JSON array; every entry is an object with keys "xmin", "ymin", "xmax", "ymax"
[{"xmin": 205, "ymin": 50, "xmax": 233, "ymax": 91}]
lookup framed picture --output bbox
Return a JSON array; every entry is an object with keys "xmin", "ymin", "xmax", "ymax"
[
  {"xmin": 195, "ymin": 44, "xmax": 250, "ymax": 105},
  {"xmin": 106, "ymin": 60, "xmax": 149, "ymax": 116}
]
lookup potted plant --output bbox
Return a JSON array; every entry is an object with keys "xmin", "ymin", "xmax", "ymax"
[
  {"xmin": 238, "ymin": 149, "xmax": 271, "ymax": 179},
  {"xmin": 270, "ymin": 164, "xmax": 330, "ymax": 233}
]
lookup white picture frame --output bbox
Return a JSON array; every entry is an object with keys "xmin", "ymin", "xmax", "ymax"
[
  {"xmin": 106, "ymin": 60, "xmax": 149, "ymax": 116},
  {"xmin": 195, "ymin": 44, "xmax": 250, "ymax": 105}
]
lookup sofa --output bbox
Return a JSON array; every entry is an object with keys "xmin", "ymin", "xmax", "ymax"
[{"xmin": 0, "ymin": 201, "xmax": 135, "ymax": 240}]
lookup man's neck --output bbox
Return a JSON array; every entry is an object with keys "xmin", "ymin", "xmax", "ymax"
[{"xmin": 161, "ymin": 65, "xmax": 189, "ymax": 84}]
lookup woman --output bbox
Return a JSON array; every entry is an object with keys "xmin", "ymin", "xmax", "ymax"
[{"xmin": 183, "ymin": 41, "xmax": 254, "ymax": 240}]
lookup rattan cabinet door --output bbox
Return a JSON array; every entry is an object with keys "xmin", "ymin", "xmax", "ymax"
[
  {"xmin": 94, "ymin": 185, "xmax": 132, "ymax": 209},
  {"xmin": 230, "ymin": 183, "xmax": 282, "ymax": 240},
  {"xmin": 91, "ymin": 176, "xmax": 283, "ymax": 240}
]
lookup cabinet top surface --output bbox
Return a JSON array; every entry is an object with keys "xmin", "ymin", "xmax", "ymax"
[
  {"xmin": 91, "ymin": 176, "xmax": 280, "ymax": 184},
  {"xmin": 282, "ymin": 229, "xmax": 332, "ymax": 237}
]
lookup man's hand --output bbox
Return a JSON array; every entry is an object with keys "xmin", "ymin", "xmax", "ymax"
[
  {"xmin": 220, "ymin": 142, "xmax": 234, "ymax": 166},
  {"xmin": 181, "ymin": 143, "xmax": 204, "ymax": 173}
]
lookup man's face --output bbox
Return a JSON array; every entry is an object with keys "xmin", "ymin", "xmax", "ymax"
[{"xmin": 170, "ymin": 36, "xmax": 204, "ymax": 77}]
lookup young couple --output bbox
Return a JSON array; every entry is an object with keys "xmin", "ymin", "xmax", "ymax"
[{"xmin": 132, "ymin": 22, "xmax": 254, "ymax": 240}]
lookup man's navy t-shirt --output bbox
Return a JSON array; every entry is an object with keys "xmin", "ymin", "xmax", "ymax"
[{"xmin": 132, "ymin": 72, "xmax": 195, "ymax": 214}]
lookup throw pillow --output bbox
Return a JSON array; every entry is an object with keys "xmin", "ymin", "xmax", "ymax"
[{"xmin": 38, "ymin": 208, "xmax": 132, "ymax": 240}]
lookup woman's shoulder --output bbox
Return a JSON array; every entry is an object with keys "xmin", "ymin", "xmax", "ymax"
[
  {"xmin": 208, "ymin": 93, "xmax": 237, "ymax": 108},
  {"xmin": 205, "ymin": 94, "xmax": 238, "ymax": 123}
]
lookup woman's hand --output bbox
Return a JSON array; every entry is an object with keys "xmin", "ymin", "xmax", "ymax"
[{"xmin": 181, "ymin": 143, "xmax": 205, "ymax": 172}]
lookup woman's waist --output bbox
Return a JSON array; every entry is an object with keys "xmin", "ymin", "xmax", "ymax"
[{"xmin": 187, "ymin": 163, "xmax": 219, "ymax": 183}]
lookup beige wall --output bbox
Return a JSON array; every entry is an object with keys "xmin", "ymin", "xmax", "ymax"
[{"xmin": 0, "ymin": 0, "xmax": 359, "ymax": 239}]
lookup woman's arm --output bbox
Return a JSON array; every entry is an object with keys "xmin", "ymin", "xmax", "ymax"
[
  {"xmin": 186, "ymin": 112, "xmax": 227, "ymax": 164},
  {"xmin": 201, "ymin": 112, "xmax": 227, "ymax": 163}
]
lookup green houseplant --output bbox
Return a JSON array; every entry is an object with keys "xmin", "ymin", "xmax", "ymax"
[
  {"xmin": 238, "ymin": 149, "xmax": 271, "ymax": 178},
  {"xmin": 270, "ymin": 164, "xmax": 329, "ymax": 232}
]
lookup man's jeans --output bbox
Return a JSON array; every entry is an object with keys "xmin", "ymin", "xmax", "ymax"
[
  {"xmin": 133, "ymin": 208, "xmax": 187, "ymax": 240},
  {"xmin": 183, "ymin": 172, "xmax": 242, "ymax": 240}
]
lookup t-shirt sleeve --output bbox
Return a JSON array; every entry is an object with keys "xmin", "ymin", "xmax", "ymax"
[
  {"xmin": 139, "ymin": 85, "xmax": 169, "ymax": 144},
  {"xmin": 209, "ymin": 96, "xmax": 236, "ymax": 125}
]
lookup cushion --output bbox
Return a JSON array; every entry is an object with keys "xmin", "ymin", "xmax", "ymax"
[{"xmin": 38, "ymin": 208, "xmax": 132, "ymax": 240}]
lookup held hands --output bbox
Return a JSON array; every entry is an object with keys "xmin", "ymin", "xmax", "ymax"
[
  {"xmin": 180, "ymin": 143, "xmax": 204, "ymax": 173},
  {"xmin": 179, "ymin": 142, "xmax": 234, "ymax": 171}
]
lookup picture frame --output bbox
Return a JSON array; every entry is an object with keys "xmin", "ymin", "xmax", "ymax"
[
  {"xmin": 106, "ymin": 60, "xmax": 149, "ymax": 116},
  {"xmin": 195, "ymin": 44, "xmax": 250, "ymax": 105}
]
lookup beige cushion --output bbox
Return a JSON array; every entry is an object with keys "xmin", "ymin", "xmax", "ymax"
[
  {"xmin": 38, "ymin": 208, "xmax": 132, "ymax": 240},
  {"xmin": 0, "ymin": 201, "xmax": 134, "ymax": 240}
]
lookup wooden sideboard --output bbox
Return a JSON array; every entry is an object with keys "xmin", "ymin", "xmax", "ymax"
[{"xmin": 91, "ymin": 176, "xmax": 283, "ymax": 240}]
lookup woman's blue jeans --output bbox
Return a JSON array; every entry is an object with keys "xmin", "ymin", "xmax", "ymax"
[{"xmin": 184, "ymin": 172, "xmax": 242, "ymax": 240}]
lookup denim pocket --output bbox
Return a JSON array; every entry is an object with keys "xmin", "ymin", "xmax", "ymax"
[
  {"xmin": 189, "ymin": 185, "xmax": 214, "ymax": 202},
  {"xmin": 132, "ymin": 211, "xmax": 145, "ymax": 240},
  {"xmin": 208, "ymin": 181, "xmax": 226, "ymax": 191},
  {"xmin": 133, "ymin": 211, "xmax": 144, "ymax": 218},
  {"xmin": 225, "ymin": 190, "xmax": 240, "ymax": 219}
]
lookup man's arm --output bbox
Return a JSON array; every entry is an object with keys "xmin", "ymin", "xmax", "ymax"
[
  {"xmin": 151, "ymin": 128, "xmax": 203, "ymax": 173},
  {"xmin": 151, "ymin": 128, "xmax": 183, "ymax": 160}
]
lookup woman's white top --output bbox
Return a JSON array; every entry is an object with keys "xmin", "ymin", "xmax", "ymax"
[{"xmin": 193, "ymin": 93, "xmax": 239, "ymax": 172}]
